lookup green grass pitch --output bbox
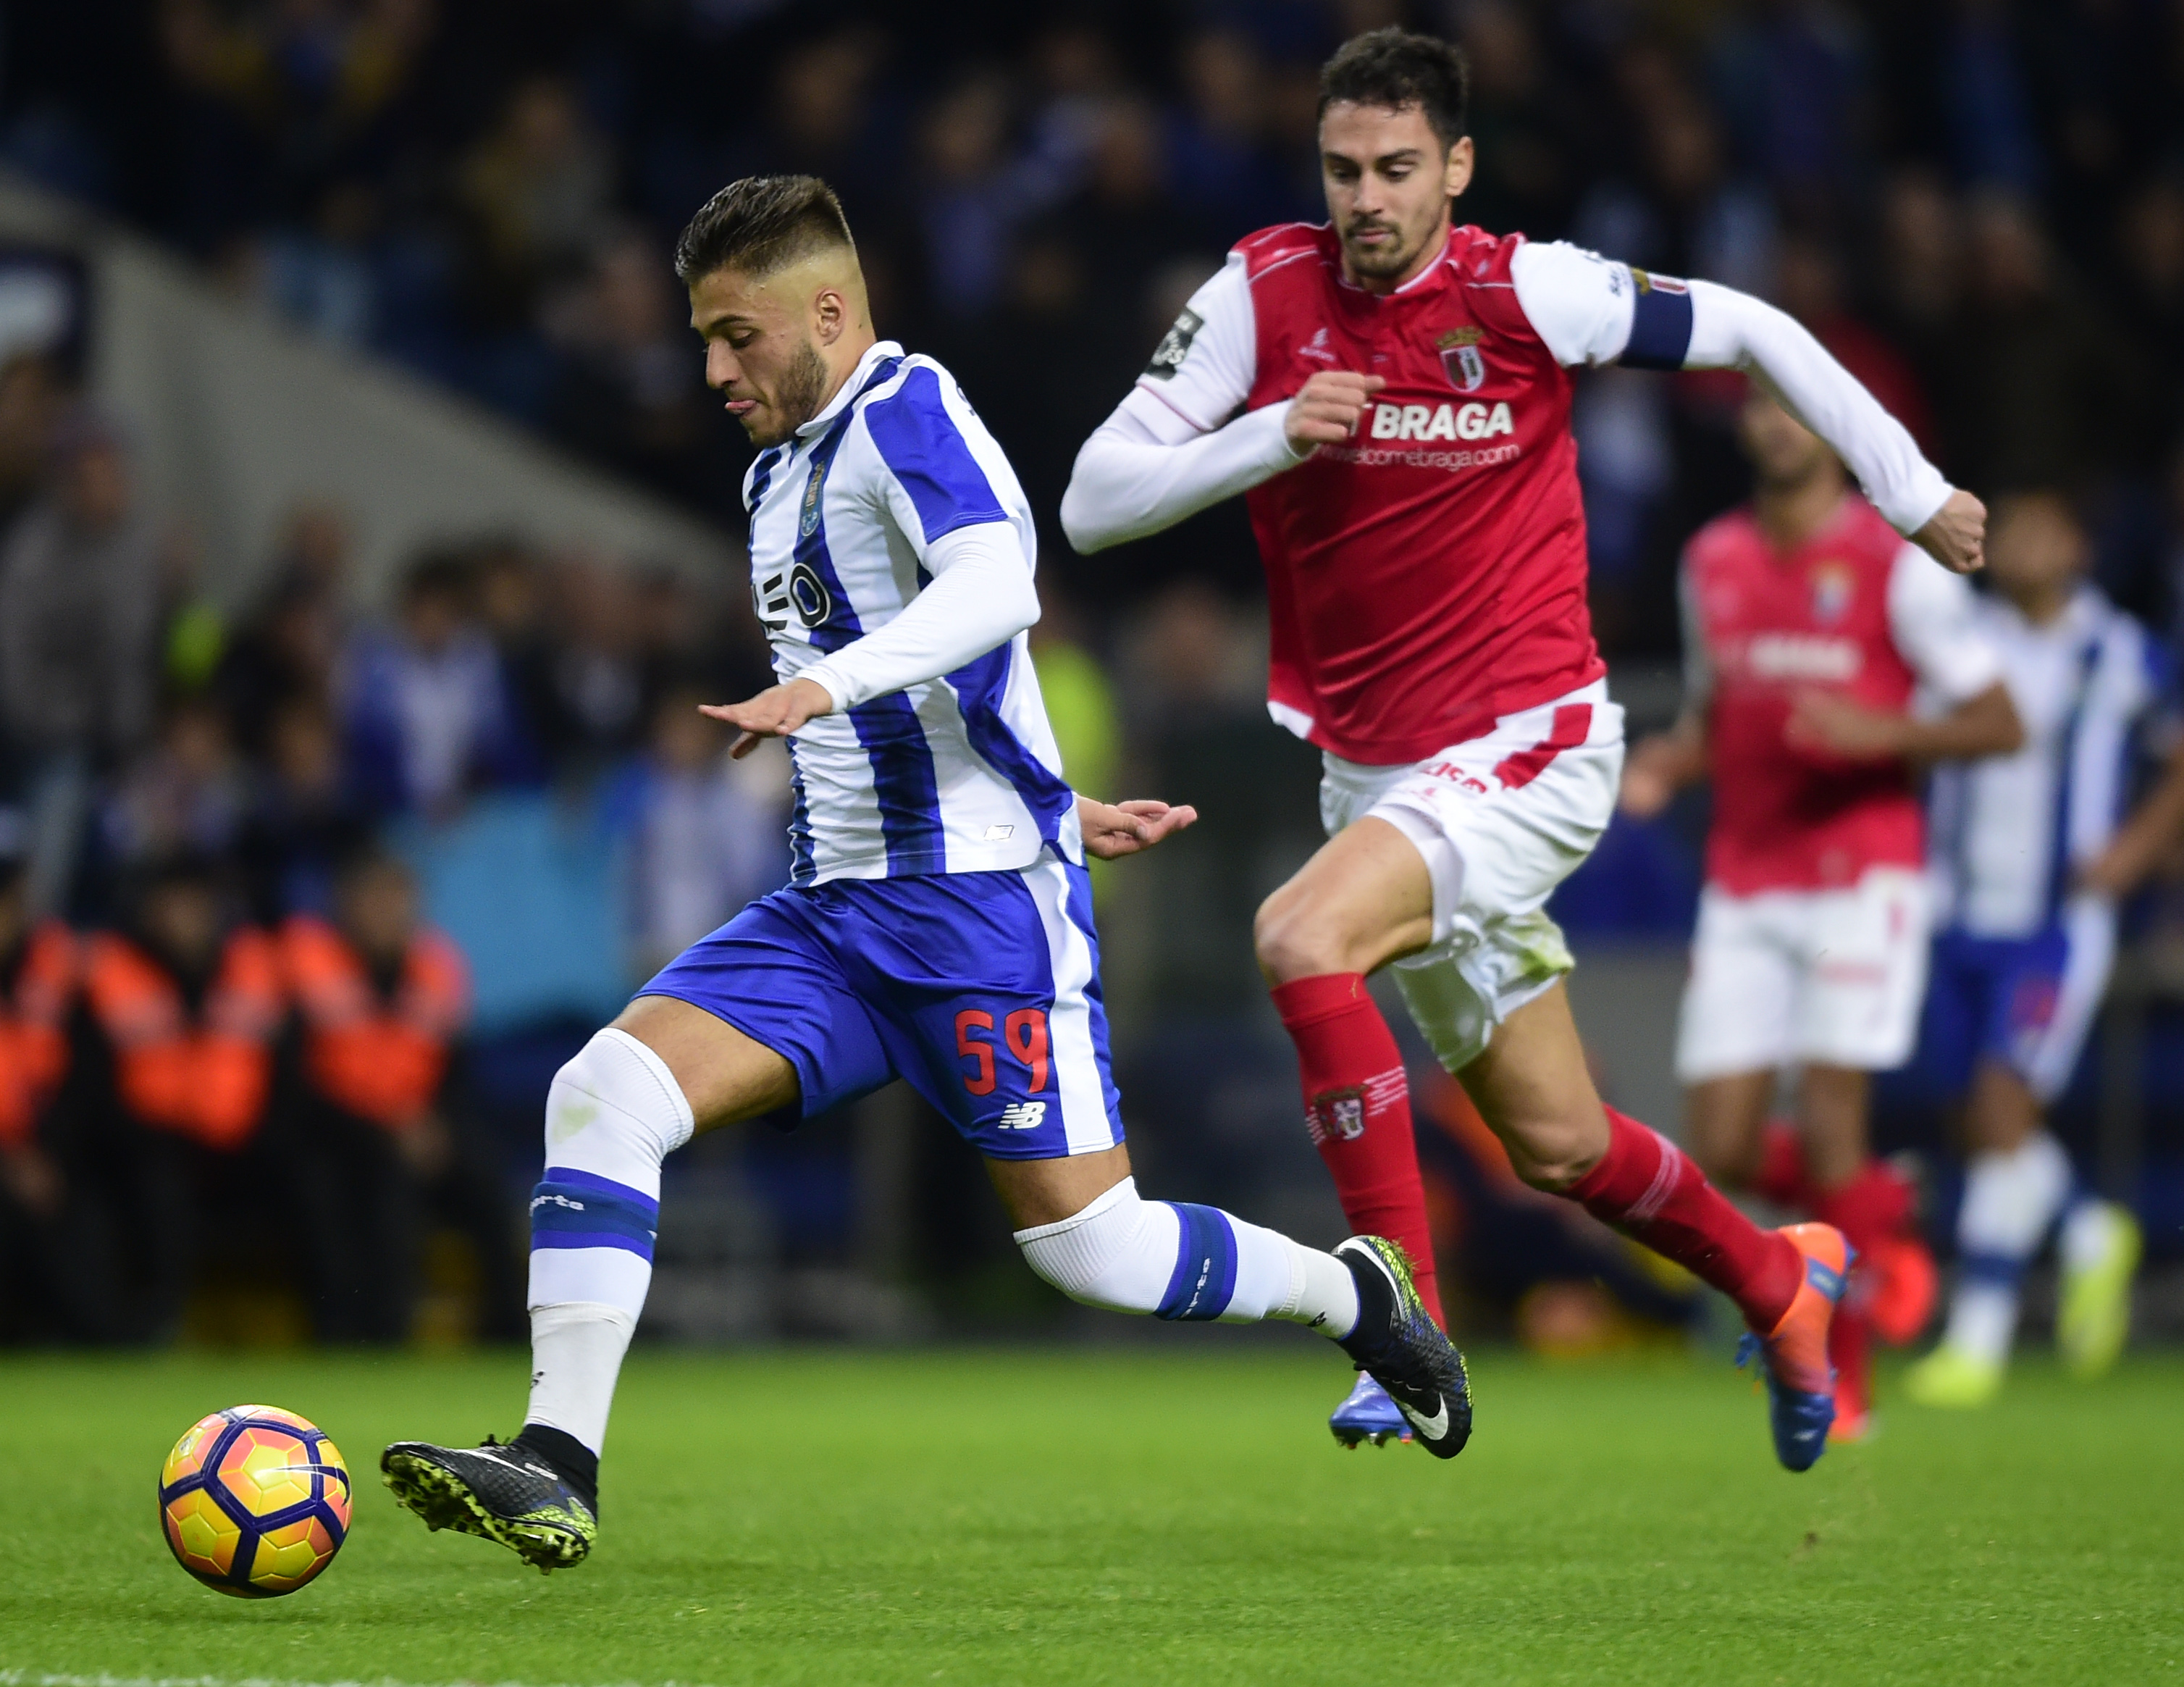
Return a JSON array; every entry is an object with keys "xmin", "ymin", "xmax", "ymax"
[{"xmin": 4, "ymin": 1344, "xmax": 2180, "ymax": 1686}]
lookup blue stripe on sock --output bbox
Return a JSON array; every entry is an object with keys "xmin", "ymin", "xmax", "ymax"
[
  {"xmin": 1156, "ymin": 1204, "xmax": 1239, "ymax": 1321},
  {"xmin": 531, "ymin": 1172, "xmax": 659, "ymax": 1260},
  {"xmin": 1959, "ymin": 1248, "xmax": 2028, "ymax": 1289}
]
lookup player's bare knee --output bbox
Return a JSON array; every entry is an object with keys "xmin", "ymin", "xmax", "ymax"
[
  {"xmin": 1494, "ymin": 1117, "xmax": 1605, "ymax": 1191},
  {"xmin": 1253, "ymin": 891, "xmax": 1351, "ymax": 982}
]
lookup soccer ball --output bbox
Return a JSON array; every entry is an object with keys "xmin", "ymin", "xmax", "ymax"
[{"xmin": 159, "ymin": 1405, "xmax": 351, "ymax": 1597}]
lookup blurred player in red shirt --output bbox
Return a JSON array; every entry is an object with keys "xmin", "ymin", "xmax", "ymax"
[
  {"xmin": 1065, "ymin": 28, "xmax": 1989, "ymax": 1468},
  {"xmin": 1621, "ymin": 393, "xmax": 2021, "ymax": 1439}
]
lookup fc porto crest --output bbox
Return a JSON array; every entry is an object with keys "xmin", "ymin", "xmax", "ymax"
[
  {"xmin": 1437, "ymin": 325, "xmax": 1487, "ymax": 393},
  {"xmin": 1810, "ymin": 561, "xmax": 1855, "ymax": 625},
  {"xmin": 799, "ymin": 460, "xmax": 827, "ymax": 537}
]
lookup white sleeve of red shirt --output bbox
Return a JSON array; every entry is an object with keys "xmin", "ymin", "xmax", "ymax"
[
  {"xmin": 1509, "ymin": 240, "xmax": 1956, "ymax": 537},
  {"xmin": 1886, "ymin": 544, "xmax": 2004, "ymax": 704},
  {"xmin": 1059, "ymin": 254, "xmax": 1303, "ymax": 553}
]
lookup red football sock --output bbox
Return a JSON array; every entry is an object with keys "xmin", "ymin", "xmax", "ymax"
[
  {"xmin": 1272, "ymin": 974, "xmax": 1444, "ymax": 1327},
  {"xmin": 1752, "ymin": 1119, "xmax": 1811, "ymax": 1210},
  {"xmin": 1811, "ymin": 1160, "xmax": 1912, "ymax": 1255},
  {"xmin": 1812, "ymin": 1164, "xmax": 1902, "ymax": 1415},
  {"xmin": 1568, "ymin": 1106, "xmax": 1802, "ymax": 1331},
  {"xmin": 1826, "ymin": 1293, "xmax": 1872, "ymax": 1421}
]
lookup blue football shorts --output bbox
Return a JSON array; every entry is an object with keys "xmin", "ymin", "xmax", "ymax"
[
  {"xmin": 639, "ymin": 854, "xmax": 1124, "ymax": 1160},
  {"xmin": 1918, "ymin": 900, "xmax": 2117, "ymax": 1105}
]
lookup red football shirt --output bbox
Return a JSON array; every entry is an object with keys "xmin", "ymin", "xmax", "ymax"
[
  {"xmin": 1683, "ymin": 495, "xmax": 1930, "ymax": 893},
  {"xmin": 1233, "ymin": 223, "xmax": 1604, "ymax": 764}
]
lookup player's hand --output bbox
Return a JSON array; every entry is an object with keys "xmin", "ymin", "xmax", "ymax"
[
  {"xmin": 392, "ymin": 1113, "xmax": 453, "ymax": 1181},
  {"xmin": 1784, "ymin": 691, "xmax": 1907, "ymax": 760},
  {"xmin": 1912, "ymin": 489, "xmax": 1988, "ymax": 574},
  {"xmin": 700, "ymin": 677, "xmax": 835, "ymax": 758},
  {"xmin": 1078, "ymin": 796, "xmax": 1199, "ymax": 859},
  {"xmin": 0, "ymin": 1142, "xmax": 62, "ymax": 1218},
  {"xmin": 1284, "ymin": 372, "xmax": 1387, "ymax": 456},
  {"xmin": 2076, "ymin": 842, "xmax": 2142, "ymax": 900},
  {"xmin": 1618, "ymin": 738, "xmax": 1681, "ymax": 820}
]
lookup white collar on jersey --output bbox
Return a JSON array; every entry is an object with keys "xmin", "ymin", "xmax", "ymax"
[{"xmin": 794, "ymin": 339, "xmax": 908, "ymax": 441}]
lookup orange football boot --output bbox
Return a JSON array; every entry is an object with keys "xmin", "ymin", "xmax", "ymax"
[
  {"xmin": 1862, "ymin": 1232, "xmax": 1939, "ymax": 1347},
  {"xmin": 1736, "ymin": 1222, "xmax": 1849, "ymax": 1472}
]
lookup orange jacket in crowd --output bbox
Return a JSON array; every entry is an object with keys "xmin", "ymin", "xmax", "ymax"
[
  {"xmin": 282, "ymin": 914, "xmax": 471, "ymax": 1128},
  {"xmin": 83, "ymin": 928, "xmax": 285, "ymax": 1152},
  {"xmin": 0, "ymin": 920, "xmax": 78, "ymax": 1151}
]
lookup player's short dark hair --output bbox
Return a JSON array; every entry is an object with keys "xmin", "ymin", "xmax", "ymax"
[
  {"xmin": 674, "ymin": 175, "xmax": 854, "ymax": 285},
  {"xmin": 1318, "ymin": 27, "xmax": 1471, "ymax": 151}
]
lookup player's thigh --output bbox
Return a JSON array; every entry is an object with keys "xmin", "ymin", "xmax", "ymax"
[
  {"xmin": 1254, "ymin": 816, "xmax": 1435, "ymax": 981},
  {"xmin": 2009, "ymin": 902, "xmax": 2116, "ymax": 1106},
  {"xmin": 1674, "ymin": 887, "xmax": 1799, "ymax": 1087},
  {"xmin": 985, "ymin": 1142, "xmax": 1134, "ymax": 1231},
  {"xmin": 1913, "ymin": 934, "xmax": 1987, "ymax": 1108},
  {"xmin": 1454, "ymin": 979, "xmax": 1609, "ymax": 1189},
  {"xmin": 1793, "ymin": 868, "xmax": 1931, "ymax": 1072},
  {"xmin": 857, "ymin": 857, "xmax": 1126, "ymax": 1165},
  {"xmin": 611, "ymin": 995, "xmax": 799, "ymax": 1132},
  {"xmin": 1377, "ymin": 737, "xmax": 1621, "ymax": 1072},
  {"xmin": 627, "ymin": 889, "xmax": 891, "ymax": 1134},
  {"xmin": 1361, "ymin": 731, "xmax": 1621, "ymax": 963}
]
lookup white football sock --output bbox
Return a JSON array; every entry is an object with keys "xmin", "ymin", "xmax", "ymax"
[
  {"xmin": 2059, "ymin": 1199, "xmax": 2120, "ymax": 1273},
  {"xmin": 524, "ymin": 1029, "xmax": 696, "ymax": 1455},
  {"xmin": 525, "ymin": 1303, "xmax": 636, "ymax": 1454},
  {"xmin": 1940, "ymin": 1284, "xmax": 2017, "ymax": 1368},
  {"xmin": 1013, "ymin": 1177, "xmax": 1359, "ymax": 1336},
  {"xmin": 1943, "ymin": 1132, "xmax": 2073, "ymax": 1366}
]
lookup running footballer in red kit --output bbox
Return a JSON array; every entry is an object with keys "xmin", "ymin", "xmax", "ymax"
[
  {"xmin": 1063, "ymin": 27, "xmax": 1990, "ymax": 1469},
  {"xmin": 1621, "ymin": 393, "xmax": 2020, "ymax": 1442}
]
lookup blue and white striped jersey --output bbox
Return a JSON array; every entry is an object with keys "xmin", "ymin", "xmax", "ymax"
[
  {"xmin": 742, "ymin": 340, "xmax": 1078, "ymax": 886},
  {"xmin": 1928, "ymin": 586, "xmax": 2177, "ymax": 937}
]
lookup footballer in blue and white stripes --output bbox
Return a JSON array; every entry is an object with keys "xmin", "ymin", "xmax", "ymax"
[
  {"xmin": 379, "ymin": 175, "xmax": 1471, "ymax": 1573},
  {"xmin": 1907, "ymin": 491, "xmax": 2179, "ymax": 1408}
]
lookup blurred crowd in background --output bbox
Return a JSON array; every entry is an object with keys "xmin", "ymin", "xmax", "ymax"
[
  {"xmin": 3, "ymin": 0, "xmax": 2184, "ymax": 1348},
  {"xmin": 12, "ymin": 0, "xmax": 2184, "ymax": 635}
]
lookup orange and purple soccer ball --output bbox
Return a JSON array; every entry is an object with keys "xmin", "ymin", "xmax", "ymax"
[{"xmin": 159, "ymin": 1405, "xmax": 351, "ymax": 1596}]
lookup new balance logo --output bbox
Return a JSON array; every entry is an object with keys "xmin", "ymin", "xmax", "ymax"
[{"xmin": 996, "ymin": 1101, "xmax": 1048, "ymax": 1131}]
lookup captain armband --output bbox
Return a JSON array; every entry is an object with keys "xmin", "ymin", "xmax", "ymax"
[{"xmin": 1621, "ymin": 269, "xmax": 1694, "ymax": 370}]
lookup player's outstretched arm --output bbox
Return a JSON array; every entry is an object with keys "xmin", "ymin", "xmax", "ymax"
[
  {"xmin": 1077, "ymin": 795, "xmax": 1199, "ymax": 859},
  {"xmin": 700, "ymin": 677, "xmax": 835, "ymax": 759},
  {"xmin": 1062, "ymin": 251, "xmax": 1357, "ymax": 553},
  {"xmin": 1619, "ymin": 711, "xmax": 1709, "ymax": 820},
  {"xmin": 2081, "ymin": 742, "xmax": 2184, "ymax": 897},
  {"xmin": 1063, "ymin": 394, "xmax": 1321, "ymax": 553},
  {"xmin": 1680, "ymin": 282, "xmax": 1973, "ymax": 566},
  {"xmin": 702, "ymin": 520, "xmax": 1040, "ymax": 757},
  {"xmin": 1511, "ymin": 244, "xmax": 1973, "ymax": 566},
  {"xmin": 1784, "ymin": 679, "xmax": 2022, "ymax": 764}
]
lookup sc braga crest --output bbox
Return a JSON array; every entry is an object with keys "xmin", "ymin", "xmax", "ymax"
[{"xmin": 1437, "ymin": 325, "xmax": 1487, "ymax": 393}]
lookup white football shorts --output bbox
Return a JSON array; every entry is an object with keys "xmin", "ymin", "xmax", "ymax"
[
  {"xmin": 1322, "ymin": 678, "xmax": 1624, "ymax": 1073},
  {"xmin": 1673, "ymin": 866, "xmax": 1933, "ymax": 1084}
]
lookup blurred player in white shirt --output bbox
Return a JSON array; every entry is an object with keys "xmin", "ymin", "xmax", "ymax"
[{"xmin": 1904, "ymin": 492, "xmax": 2180, "ymax": 1407}]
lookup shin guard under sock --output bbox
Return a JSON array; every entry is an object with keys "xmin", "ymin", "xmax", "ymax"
[
  {"xmin": 1272, "ymin": 973, "xmax": 1443, "ymax": 1326},
  {"xmin": 1568, "ymin": 1106, "xmax": 1802, "ymax": 1331}
]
